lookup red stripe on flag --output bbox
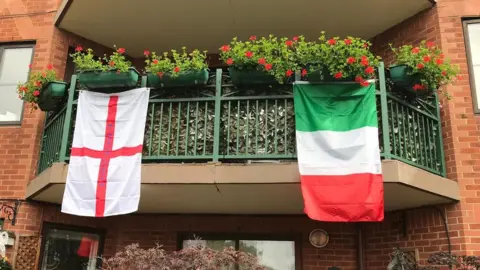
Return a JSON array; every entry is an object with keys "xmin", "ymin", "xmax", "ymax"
[
  {"xmin": 95, "ymin": 96, "xmax": 118, "ymax": 217},
  {"xmin": 301, "ymin": 173, "xmax": 384, "ymax": 222},
  {"xmin": 71, "ymin": 145, "xmax": 143, "ymax": 158}
]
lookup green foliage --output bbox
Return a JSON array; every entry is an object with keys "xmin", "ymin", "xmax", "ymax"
[
  {"xmin": 391, "ymin": 40, "xmax": 460, "ymax": 97},
  {"xmin": 0, "ymin": 257, "xmax": 12, "ymax": 270},
  {"xmin": 218, "ymin": 33, "xmax": 381, "ymax": 85},
  {"xmin": 17, "ymin": 64, "xmax": 58, "ymax": 109},
  {"xmin": 144, "ymin": 47, "xmax": 208, "ymax": 78},
  {"xmin": 70, "ymin": 45, "xmax": 132, "ymax": 73}
]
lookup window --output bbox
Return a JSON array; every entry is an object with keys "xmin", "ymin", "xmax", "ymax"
[
  {"xmin": 0, "ymin": 44, "xmax": 34, "ymax": 123},
  {"xmin": 181, "ymin": 234, "xmax": 298, "ymax": 270},
  {"xmin": 40, "ymin": 223, "xmax": 104, "ymax": 270}
]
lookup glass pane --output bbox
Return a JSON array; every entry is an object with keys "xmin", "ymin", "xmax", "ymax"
[
  {"xmin": 0, "ymin": 47, "xmax": 33, "ymax": 84},
  {"xmin": 0, "ymin": 85, "xmax": 22, "ymax": 122},
  {"xmin": 41, "ymin": 229, "xmax": 100, "ymax": 270},
  {"xmin": 240, "ymin": 240, "xmax": 295, "ymax": 270},
  {"xmin": 182, "ymin": 239, "xmax": 235, "ymax": 250},
  {"xmin": 474, "ymin": 65, "xmax": 480, "ymax": 108}
]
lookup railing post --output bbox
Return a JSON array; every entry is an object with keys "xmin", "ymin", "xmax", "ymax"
[
  {"xmin": 434, "ymin": 93, "xmax": 447, "ymax": 177},
  {"xmin": 379, "ymin": 62, "xmax": 392, "ymax": 159},
  {"xmin": 59, "ymin": 75, "xmax": 77, "ymax": 162},
  {"xmin": 141, "ymin": 75, "xmax": 147, "ymax": 88},
  {"xmin": 212, "ymin": 69, "xmax": 223, "ymax": 162}
]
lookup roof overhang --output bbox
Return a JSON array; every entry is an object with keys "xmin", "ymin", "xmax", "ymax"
[
  {"xmin": 27, "ymin": 160, "xmax": 459, "ymax": 215},
  {"xmin": 55, "ymin": 0, "xmax": 434, "ymax": 57}
]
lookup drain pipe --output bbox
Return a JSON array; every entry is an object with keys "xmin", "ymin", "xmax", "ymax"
[
  {"xmin": 357, "ymin": 224, "xmax": 365, "ymax": 270},
  {"xmin": 433, "ymin": 207, "xmax": 451, "ymax": 255}
]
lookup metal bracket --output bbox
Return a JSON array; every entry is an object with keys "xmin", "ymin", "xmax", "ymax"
[{"xmin": 0, "ymin": 200, "xmax": 20, "ymax": 226}]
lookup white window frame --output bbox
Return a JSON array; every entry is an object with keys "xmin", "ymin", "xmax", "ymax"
[
  {"xmin": 0, "ymin": 43, "xmax": 35, "ymax": 125},
  {"xmin": 463, "ymin": 19, "xmax": 480, "ymax": 113}
]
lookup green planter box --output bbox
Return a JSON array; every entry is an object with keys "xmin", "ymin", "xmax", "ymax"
[
  {"xmin": 389, "ymin": 64, "xmax": 431, "ymax": 96},
  {"xmin": 229, "ymin": 68, "xmax": 278, "ymax": 86},
  {"xmin": 147, "ymin": 69, "xmax": 209, "ymax": 88},
  {"xmin": 77, "ymin": 68, "xmax": 139, "ymax": 91},
  {"xmin": 38, "ymin": 81, "xmax": 67, "ymax": 111}
]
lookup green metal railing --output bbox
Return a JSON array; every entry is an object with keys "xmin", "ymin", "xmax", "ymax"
[{"xmin": 37, "ymin": 62, "xmax": 446, "ymax": 176}]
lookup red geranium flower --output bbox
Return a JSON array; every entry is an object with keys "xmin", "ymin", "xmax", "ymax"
[
  {"xmin": 417, "ymin": 63, "xmax": 425, "ymax": 69},
  {"xmin": 363, "ymin": 43, "xmax": 369, "ymax": 48},
  {"xmin": 441, "ymin": 71, "xmax": 447, "ymax": 76},
  {"xmin": 301, "ymin": 68, "xmax": 308, "ymax": 77},
  {"xmin": 109, "ymin": 61, "xmax": 115, "ymax": 67},
  {"xmin": 285, "ymin": 70, "xmax": 294, "ymax": 77},
  {"xmin": 144, "ymin": 50, "xmax": 150, "ymax": 56},
  {"xmin": 75, "ymin": 46, "xmax": 83, "ymax": 52},
  {"xmin": 423, "ymin": 56, "xmax": 431, "ymax": 62},
  {"xmin": 245, "ymin": 51, "xmax": 253, "ymax": 58},
  {"xmin": 249, "ymin": 36, "xmax": 257, "ymax": 41},
  {"xmin": 413, "ymin": 84, "xmax": 425, "ymax": 91},
  {"xmin": 153, "ymin": 59, "xmax": 159, "ymax": 65},
  {"xmin": 411, "ymin": 47, "xmax": 420, "ymax": 54},
  {"xmin": 347, "ymin": 57, "xmax": 356, "ymax": 64},
  {"xmin": 426, "ymin": 41, "xmax": 435, "ymax": 48},
  {"xmin": 264, "ymin": 64, "xmax": 272, "ymax": 71},
  {"xmin": 355, "ymin": 75, "xmax": 363, "ymax": 82},
  {"xmin": 293, "ymin": 36, "xmax": 299, "ymax": 42},
  {"xmin": 117, "ymin": 48, "xmax": 126, "ymax": 54},
  {"xmin": 344, "ymin": 39, "xmax": 352, "ymax": 45},
  {"xmin": 365, "ymin": 66, "xmax": 375, "ymax": 74},
  {"xmin": 116, "ymin": 70, "xmax": 121, "ymax": 74},
  {"xmin": 285, "ymin": 40, "xmax": 293, "ymax": 47},
  {"xmin": 258, "ymin": 58, "xmax": 266, "ymax": 65},
  {"xmin": 226, "ymin": 58, "xmax": 234, "ymax": 65},
  {"xmin": 157, "ymin": 72, "xmax": 164, "ymax": 78},
  {"xmin": 360, "ymin": 80, "xmax": 370, "ymax": 87},
  {"xmin": 221, "ymin": 45, "xmax": 231, "ymax": 52},
  {"xmin": 360, "ymin": 56, "xmax": 369, "ymax": 66},
  {"xmin": 457, "ymin": 75, "xmax": 462, "ymax": 80},
  {"xmin": 328, "ymin": 39, "xmax": 336, "ymax": 45},
  {"xmin": 174, "ymin": 66, "xmax": 181, "ymax": 73},
  {"xmin": 33, "ymin": 90, "xmax": 40, "ymax": 97},
  {"xmin": 34, "ymin": 81, "xmax": 42, "ymax": 87},
  {"xmin": 436, "ymin": 58, "xmax": 444, "ymax": 65},
  {"xmin": 334, "ymin": 72, "xmax": 343, "ymax": 79},
  {"xmin": 47, "ymin": 64, "xmax": 53, "ymax": 70}
]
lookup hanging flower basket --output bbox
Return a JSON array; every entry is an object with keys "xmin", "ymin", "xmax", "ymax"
[
  {"xmin": 38, "ymin": 81, "xmax": 67, "ymax": 111},
  {"xmin": 77, "ymin": 68, "xmax": 139, "ymax": 90},
  {"xmin": 147, "ymin": 69, "xmax": 209, "ymax": 88},
  {"xmin": 229, "ymin": 68, "xmax": 278, "ymax": 86}
]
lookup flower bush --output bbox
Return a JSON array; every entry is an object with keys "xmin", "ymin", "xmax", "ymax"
[
  {"xmin": 219, "ymin": 33, "xmax": 381, "ymax": 85},
  {"xmin": 144, "ymin": 47, "xmax": 208, "ymax": 78},
  {"xmin": 0, "ymin": 256, "xmax": 12, "ymax": 270},
  {"xmin": 391, "ymin": 41, "xmax": 460, "ymax": 96},
  {"xmin": 70, "ymin": 45, "xmax": 132, "ymax": 73},
  {"xmin": 17, "ymin": 64, "xmax": 57, "ymax": 109},
  {"xmin": 101, "ymin": 243, "xmax": 265, "ymax": 270}
]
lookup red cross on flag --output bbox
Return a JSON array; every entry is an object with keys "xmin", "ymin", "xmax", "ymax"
[{"xmin": 61, "ymin": 88, "xmax": 150, "ymax": 217}]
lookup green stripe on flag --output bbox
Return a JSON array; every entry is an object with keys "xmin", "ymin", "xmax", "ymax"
[{"xmin": 293, "ymin": 83, "xmax": 377, "ymax": 132}]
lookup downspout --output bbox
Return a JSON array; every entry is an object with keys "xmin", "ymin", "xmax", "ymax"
[
  {"xmin": 357, "ymin": 224, "xmax": 365, "ymax": 270},
  {"xmin": 433, "ymin": 207, "xmax": 451, "ymax": 255}
]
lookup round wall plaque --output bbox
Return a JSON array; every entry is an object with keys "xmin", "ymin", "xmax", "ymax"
[{"xmin": 309, "ymin": 229, "xmax": 329, "ymax": 248}]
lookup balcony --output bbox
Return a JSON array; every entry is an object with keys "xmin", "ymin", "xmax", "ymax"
[{"xmin": 27, "ymin": 64, "xmax": 460, "ymax": 215}]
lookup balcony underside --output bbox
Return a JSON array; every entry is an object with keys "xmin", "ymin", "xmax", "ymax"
[
  {"xmin": 55, "ymin": 0, "xmax": 433, "ymax": 57},
  {"xmin": 27, "ymin": 160, "xmax": 459, "ymax": 214}
]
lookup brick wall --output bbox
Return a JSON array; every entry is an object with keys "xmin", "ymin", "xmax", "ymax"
[{"xmin": 40, "ymin": 205, "xmax": 358, "ymax": 270}]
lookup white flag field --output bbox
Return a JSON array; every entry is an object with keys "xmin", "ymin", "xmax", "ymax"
[{"xmin": 62, "ymin": 88, "xmax": 150, "ymax": 217}]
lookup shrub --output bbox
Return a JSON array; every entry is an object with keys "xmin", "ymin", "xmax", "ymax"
[
  {"xmin": 144, "ymin": 47, "xmax": 208, "ymax": 78},
  {"xmin": 70, "ymin": 45, "xmax": 132, "ymax": 73}
]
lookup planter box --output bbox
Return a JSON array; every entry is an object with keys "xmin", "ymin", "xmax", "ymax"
[
  {"xmin": 229, "ymin": 68, "xmax": 278, "ymax": 86},
  {"xmin": 389, "ymin": 65, "xmax": 431, "ymax": 96},
  {"xmin": 38, "ymin": 81, "xmax": 67, "ymax": 111},
  {"xmin": 147, "ymin": 69, "xmax": 209, "ymax": 88},
  {"xmin": 77, "ymin": 68, "xmax": 139, "ymax": 91}
]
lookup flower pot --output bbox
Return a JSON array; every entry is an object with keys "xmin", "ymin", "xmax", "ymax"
[
  {"xmin": 77, "ymin": 68, "xmax": 139, "ymax": 91},
  {"xmin": 37, "ymin": 81, "xmax": 67, "ymax": 111},
  {"xmin": 389, "ymin": 64, "xmax": 421, "ymax": 87},
  {"xmin": 229, "ymin": 67, "xmax": 278, "ymax": 86},
  {"xmin": 147, "ymin": 69, "xmax": 209, "ymax": 88}
]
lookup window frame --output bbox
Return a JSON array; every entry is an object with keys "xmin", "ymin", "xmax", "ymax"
[
  {"xmin": 39, "ymin": 222, "xmax": 106, "ymax": 270},
  {"xmin": 0, "ymin": 42, "xmax": 35, "ymax": 125},
  {"xmin": 178, "ymin": 232, "xmax": 302, "ymax": 270},
  {"xmin": 463, "ymin": 18, "xmax": 480, "ymax": 113}
]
